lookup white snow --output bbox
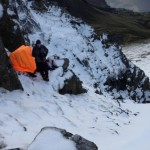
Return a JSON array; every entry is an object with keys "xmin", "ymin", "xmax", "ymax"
[
  {"xmin": 28, "ymin": 128, "xmax": 76, "ymax": 150},
  {"xmin": 0, "ymin": 72, "xmax": 133, "ymax": 150},
  {"xmin": 1, "ymin": 2, "xmax": 150, "ymax": 150}
]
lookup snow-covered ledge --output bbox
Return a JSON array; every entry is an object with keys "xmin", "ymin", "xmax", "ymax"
[{"xmin": 28, "ymin": 127, "xmax": 98, "ymax": 150}]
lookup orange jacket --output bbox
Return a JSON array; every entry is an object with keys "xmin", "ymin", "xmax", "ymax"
[{"xmin": 9, "ymin": 45, "xmax": 36, "ymax": 73}]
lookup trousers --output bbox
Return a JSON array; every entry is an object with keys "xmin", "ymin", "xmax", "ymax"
[{"xmin": 36, "ymin": 61, "xmax": 49, "ymax": 79}]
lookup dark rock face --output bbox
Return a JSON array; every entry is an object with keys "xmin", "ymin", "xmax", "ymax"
[
  {"xmin": 0, "ymin": 0, "xmax": 41, "ymax": 52},
  {"xmin": 104, "ymin": 48, "xmax": 150, "ymax": 102},
  {"xmin": 59, "ymin": 71, "xmax": 87, "ymax": 95},
  {"xmin": 28, "ymin": 127, "xmax": 98, "ymax": 150},
  {"xmin": 50, "ymin": 57, "xmax": 86, "ymax": 95},
  {"xmin": 48, "ymin": 57, "xmax": 86, "ymax": 95},
  {"xmin": 0, "ymin": 3, "xmax": 25, "ymax": 52},
  {"xmin": 0, "ymin": 37, "xmax": 23, "ymax": 91},
  {"xmin": 71, "ymin": 134, "xmax": 98, "ymax": 150},
  {"xmin": 73, "ymin": 35, "xmax": 150, "ymax": 102},
  {"xmin": 31, "ymin": 0, "xmax": 48, "ymax": 11},
  {"xmin": 16, "ymin": 0, "xmax": 41, "ymax": 34}
]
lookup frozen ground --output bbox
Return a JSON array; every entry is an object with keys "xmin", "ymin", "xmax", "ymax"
[
  {"xmin": 0, "ymin": 42, "xmax": 149, "ymax": 150},
  {"xmin": 1, "ymin": 2, "xmax": 150, "ymax": 149}
]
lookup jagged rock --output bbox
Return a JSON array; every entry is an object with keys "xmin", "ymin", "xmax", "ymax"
[
  {"xmin": 71, "ymin": 134, "xmax": 98, "ymax": 150},
  {"xmin": 0, "ymin": 0, "xmax": 41, "ymax": 51},
  {"xmin": 47, "ymin": 56, "xmax": 86, "ymax": 95},
  {"xmin": 0, "ymin": 2, "xmax": 25, "ymax": 51},
  {"xmin": 66, "ymin": 33, "xmax": 150, "ymax": 102},
  {"xmin": 59, "ymin": 71, "xmax": 87, "ymax": 95},
  {"xmin": 104, "ymin": 48, "xmax": 150, "ymax": 102},
  {"xmin": 0, "ymin": 37, "xmax": 23, "ymax": 91},
  {"xmin": 62, "ymin": 58, "xmax": 69, "ymax": 72},
  {"xmin": 28, "ymin": 127, "xmax": 98, "ymax": 150},
  {"xmin": 31, "ymin": 0, "xmax": 48, "ymax": 12},
  {"xmin": 15, "ymin": 0, "xmax": 41, "ymax": 34}
]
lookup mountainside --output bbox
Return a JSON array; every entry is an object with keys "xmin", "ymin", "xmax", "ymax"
[
  {"xmin": 0, "ymin": 1, "xmax": 150, "ymax": 149},
  {"xmin": 0, "ymin": 0, "xmax": 150, "ymax": 102},
  {"xmin": 52, "ymin": 0, "xmax": 150, "ymax": 44}
]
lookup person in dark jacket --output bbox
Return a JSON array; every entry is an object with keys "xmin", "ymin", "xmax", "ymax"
[{"xmin": 32, "ymin": 40, "xmax": 49, "ymax": 81}]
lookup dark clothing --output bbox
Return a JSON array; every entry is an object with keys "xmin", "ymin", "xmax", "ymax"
[
  {"xmin": 36, "ymin": 62, "xmax": 49, "ymax": 80},
  {"xmin": 32, "ymin": 45, "xmax": 48, "ymax": 63},
  {"xmin": 32, "ymin": 44, "xmax": 49, "ymax": 80}
]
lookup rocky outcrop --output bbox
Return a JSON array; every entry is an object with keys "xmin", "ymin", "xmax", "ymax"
[
  {"xmin": 0, "ymin": 1, "xmax": 25, "ymax": 52},
  {"xmin": 0, "ymin": 0, "xmax": 41, "ymax": 51},
  {"xmin": 72, "ymin": 35, "xmax": 150, "ymax": 102},
  {"xmin": 47, "ymin": 57, "xmax": 87, "ymax": 95},
  {"xmin": 103, "ymin": 47, "xmax": 150, "ymax": 102},
  {"xmin": 72, "ymin": 134, "xmax": 98, "ymax": 150},
  {"xmin": 28, "ymin": 127, "xmax": 98, "ymax": 150},
  {"xmin": 0, "ymin": 37, "xmax": 23, "ymax": 91},
  {"xmin": 15, "ymin": 0, "xmax": 41, "ymax": 34},
  {"xmin": 31, "ymin": 0, "xmax": 48, "ymax": 12},
  {"xmin": 59, "ymin": 71, "xmax": 87, "ymax": 95},
  {"xmin": 54, "ymin": 58, "xmax": 87, "ymax": 95}
]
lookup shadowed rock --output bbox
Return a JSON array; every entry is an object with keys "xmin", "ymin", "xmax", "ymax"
[
  {"xmin": 48, "ymin": 57, "xmax": 87, "ymax": 95},
  {"xmin": 0, "ymin": 37, "xmax": 23, "ymax": 91},
  {"xmin": 0, "ymin": 0, "xmax": 41, "ymax": 51},
  {"xmin": 0, "ymin": 1, "xmax": 25, "ymax": 52},
  {"xmin": 59, "ymin": 71, "xmax": 87, "ymax": 95}
]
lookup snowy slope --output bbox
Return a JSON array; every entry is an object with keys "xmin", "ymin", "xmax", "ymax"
[
  {"xmin": 1, "ymin": 1, "xmax": 150, "ymax": 150},
  {"xmin": 27, "ymin": 3, "xmax": 150, "ymax": 102},
  {"xmin": 0, "ymin": 72, "xmax": 150, "ymax": 150},
  {"xmin": 6, "ymin": 1, "xmax": 150, "ymax": 101},
  {"xmin": 0, "ymin": 72, "xmax": 134, "ymax": 149},
  {"xmin": 28, "ymin": 5, "xmax": 126, "ymax": 90}
]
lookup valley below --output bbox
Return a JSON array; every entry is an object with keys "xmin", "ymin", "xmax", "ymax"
[{"xmin": 123, "ymin": 39, "xmax": 150, "ymax": 78}]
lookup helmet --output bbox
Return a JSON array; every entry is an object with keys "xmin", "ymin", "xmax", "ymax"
[{"xmin": 36, "ymin": 40, "xmax": 41, "ymax": 45}]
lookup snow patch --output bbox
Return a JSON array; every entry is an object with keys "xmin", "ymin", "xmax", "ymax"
[{"xmin": 28, "ymin": 129, "xmax": 76, "ymax": 150}]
